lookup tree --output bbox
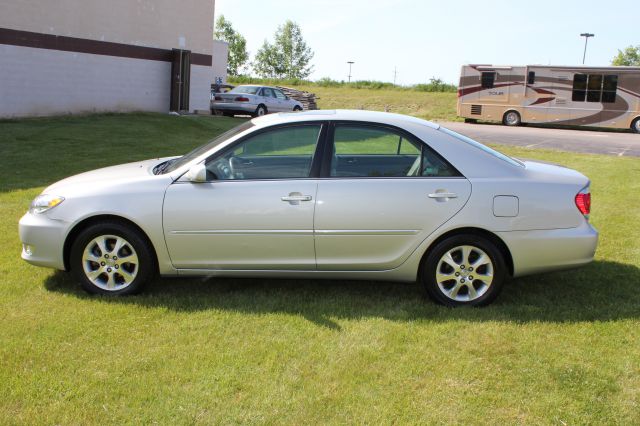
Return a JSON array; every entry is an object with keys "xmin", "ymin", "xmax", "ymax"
[
  {"xmin": 611, "ymin": 45, "xmax": 640, "ymax": 66},
  {"xmin": 253, "ymin": 20, "xmax": 314, "ymax": 79},
  {"xmin": 214, "ymin": 15, "xmax": 249, "ymax": 76}
]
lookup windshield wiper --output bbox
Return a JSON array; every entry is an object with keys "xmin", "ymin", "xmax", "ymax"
[{"xmin": 154, "ymin": 158, "xmax": 179, "ymax": 175}]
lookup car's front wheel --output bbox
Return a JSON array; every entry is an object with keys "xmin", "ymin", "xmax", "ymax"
[
  {"xmin": 631, "ymin": 117, "xmax": 640, "ymax": 134},
  {"xmin": 421, "ymin": 234, "xmax": 506, "ymax": 307},
  {"xmin": 70, "ymin": 221, "xmax": 155, "ymax": 295},
  {"xmin": 293, "ymin": 106, "xmax": 303, "ymax": 112}
]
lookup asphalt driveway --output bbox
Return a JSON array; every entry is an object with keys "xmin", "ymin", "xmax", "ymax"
[{"xmin": 440, "ymin": 122, "xmax": 640, "ymax": 157}]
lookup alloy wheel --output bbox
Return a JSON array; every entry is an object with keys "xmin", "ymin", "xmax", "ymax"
[
  {"xmin": 435, "ymin": 245, "xmax": 494, "ymax": 302},
  {"xmin": 81, "ymin": 234, "xmax": 139, "ymax": 291}
]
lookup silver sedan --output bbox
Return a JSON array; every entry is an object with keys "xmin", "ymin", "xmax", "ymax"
[
  {"xmin": 19, "ymin": 110, "xmax": 598, "ymax": 306},
  {"xmin": 211, "ymin": 85, "xmax": 303, "ymax": 117}
]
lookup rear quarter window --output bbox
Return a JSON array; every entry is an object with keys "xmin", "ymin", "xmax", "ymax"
[{"xmin": 439, "ymin": 128, "xmax": 524, "ymax": 168}]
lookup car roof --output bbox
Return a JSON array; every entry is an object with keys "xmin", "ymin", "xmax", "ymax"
[
  {"xmin": 250, "ymin": 109, "xmax": 440, "ymax": 130},
  {"xmin": 235, "ymin": 84, "xmax": 280, "ymax": 89}
]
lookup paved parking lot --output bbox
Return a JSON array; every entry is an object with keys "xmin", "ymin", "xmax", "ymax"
[{"xmin": 440, "ymin": 122, "xmax": 640, "ymax": 157}]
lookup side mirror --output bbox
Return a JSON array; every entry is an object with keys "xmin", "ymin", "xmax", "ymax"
[{"xmin": 185, "ymin": 163, "xmax": 207, "ymax": 183}]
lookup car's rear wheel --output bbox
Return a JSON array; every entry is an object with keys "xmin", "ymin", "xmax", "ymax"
[
  {"xmin": 254, "ymin": 104, "xmax": 267, "ymax": 117},
  {"xmin": 421, "ymin": 235, "xmax": 506, "ymax": 307},
  {"xmin": 70, "ymin": 221, "xmax": 154, "ymax": 295},
  {"xmin": 503, "ymin": 110, "xmax": 521, "ymax": 126},
  {"xmin": 293, "ymin": 106, "xmax": 303, "ymax": 112},
  {"xmin": 631, "ymin": 117, "xmax": 640, "ymax": 134}
]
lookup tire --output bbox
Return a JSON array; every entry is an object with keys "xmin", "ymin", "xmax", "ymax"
[
  {"xmin": 632, "ymin": 117, "xmax": 640, "ymax": 134},
  {"xmin": 70, "ymin": 221, "xmax": 155, "ymax": 295},
  {"xmin": 464, "ymin": 118, "xmax": 478, "ymax": 124},
  {"xmin": 254, "ymin": 104, "xmax": 267, "ymax": 117},
  {"xmin": 293, "ymin": 106, "xmax": 303, "ymax": 112},
  {"xmin": 421, "ymin": 234, "xmax": 506, "ymax": 307},
  {"xmin": 502, "ymin": 110, "xmax": 521, "ymax": 127}
]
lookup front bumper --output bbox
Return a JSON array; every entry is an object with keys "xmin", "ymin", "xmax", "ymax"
[
  {"xmin": 497, "ymin": 221, "xmax": 599, "ymax": 277},
  {"xmin": 210, "ymin": 102, "xmax": 257, "ymax": 114},
  {"xmin": 19, "ymin": 212, "xmax": 69, "ymax": 270}
]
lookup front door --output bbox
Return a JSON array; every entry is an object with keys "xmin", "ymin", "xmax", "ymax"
[
  {"xmin": 314, "ymin": 123, "xmax": 472, "ymax": 271},
  {"xmin": 163, "ymin": 123, "xmax": 324, "ymax": 270}
]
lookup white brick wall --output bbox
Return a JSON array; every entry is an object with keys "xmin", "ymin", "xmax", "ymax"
[{"xmin": 0, "ymin": 45, "xmax": 211, "ymax": 117}]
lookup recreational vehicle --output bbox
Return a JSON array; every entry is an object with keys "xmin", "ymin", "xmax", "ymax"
[{"xmin": 457, "ymin": 65, "xmax": 640, "ymax": 133}]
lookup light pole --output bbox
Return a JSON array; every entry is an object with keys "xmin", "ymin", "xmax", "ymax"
[
  {"xmin": 347, "ymin": 61, "xmax": 354, "ymax": 83},
  {"xmin": 580, "ymin": 33, "xmax": 594, "ymax": 64}
]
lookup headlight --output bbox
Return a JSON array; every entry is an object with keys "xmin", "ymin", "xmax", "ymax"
[{"xmin": 29, "ymin": 194, "xmax": 65, "ymax": 214}]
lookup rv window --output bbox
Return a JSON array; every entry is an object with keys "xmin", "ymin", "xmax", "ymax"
[
  {"xmin": 527, "ymin": 71, "xmax": 535, "ymax": 84},
  {"xmin": 587, "ymin": 74, "xmax": 603, "ymax": 102},
  {"xmin": 572, "ymin": 74, "xmax": 587, "ymax": 102},
  {"xmin": 481, "ymin": 72, "xmax": 495, "ymax": 89},
  {"xmin": 602, "ymin": 75, "xmax": 618, "ymax": 103}
]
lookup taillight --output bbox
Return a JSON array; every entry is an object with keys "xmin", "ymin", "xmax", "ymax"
[
  {"xmin": 575, "ymin": 188, "xmax": 591, "ymax": 218},
  {"xmin": 214, "ymin": 95, "xmax": 222, "ymax": 101},
  {"xmin": 234, "ymin": 96, "xmax": 250, "ymax": 102}
]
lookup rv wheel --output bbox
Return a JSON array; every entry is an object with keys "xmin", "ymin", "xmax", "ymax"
[
  {"xmin": 632, "ymin": 117, "xmax": 640, "ymax": 134},
  {"xmin": 503, "ymin": 111, "xmax": 521, "ymax": 127}
]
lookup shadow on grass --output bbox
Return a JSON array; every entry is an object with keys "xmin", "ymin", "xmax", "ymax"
[{"xmin": 44, "ymin": 260, "xmax": 640, "ymax": 328}]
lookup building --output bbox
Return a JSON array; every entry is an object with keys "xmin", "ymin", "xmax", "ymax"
[
  {"xmin": 0, "ymin": 0, "xmax": 225, "ymax": 117},
  {"xmin": 212, "ymin": 40, "xmax": 229, "ymax": 85}
]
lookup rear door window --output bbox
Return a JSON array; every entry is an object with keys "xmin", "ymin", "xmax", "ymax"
[
  {"xmin": 261, "ymin": 88, "xmax": 275, "ymax": 98},
  {"xmin": 329, "ymin": 124, "xmax": 459, "ymax": 178}
]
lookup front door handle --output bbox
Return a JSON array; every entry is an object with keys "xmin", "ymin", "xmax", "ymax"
[
  {"xmin": 281, "ymin": 192, "xmax": 313, "ymax": 205},
  {"xmin": 428, "ymin": 192, "xmax": 458, "ymax": 199}
]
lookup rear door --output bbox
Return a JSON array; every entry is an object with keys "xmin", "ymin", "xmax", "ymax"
[
  {"xmin": 274, "ymin": 89, "xmax": 291, "ymax": 111},
  {"xmin": 260, "ymin": 87, "xmax": 279, "ymax": 112},
  {"xmin": 314, "ymin": 123, "xmax": 472, "ymax": 271}
]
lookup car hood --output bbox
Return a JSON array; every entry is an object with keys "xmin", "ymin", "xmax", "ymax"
[{"xmin": 43, "ymin": 157, "xmax": 174, "ymax": 194}]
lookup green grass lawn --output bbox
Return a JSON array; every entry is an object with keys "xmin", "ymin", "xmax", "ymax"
[
  {"xmin": 292, "ymin": 85, "xmax": 460, "ymax": 122},
  {"xmin": 1, "ymin": 113, "xmax": 639, "ymax": 424}
]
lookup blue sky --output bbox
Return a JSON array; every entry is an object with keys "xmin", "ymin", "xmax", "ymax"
[{"xmin": 215, "ymin": 0, "xmax": 638, "ymax": 85}]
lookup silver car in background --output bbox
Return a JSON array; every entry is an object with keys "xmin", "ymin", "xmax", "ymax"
[
  {"xmin": 19, "ymin": 110, "xmax": 598, "ymax": 306},
  {"xmin": 211, "ymin": 85, "xmax": 303, "ymax": 117}
]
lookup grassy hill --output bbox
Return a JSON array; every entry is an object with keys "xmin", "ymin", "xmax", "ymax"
[{"xmin": 228, "ymin": 78, "xmax": 460, "ymax": 122}]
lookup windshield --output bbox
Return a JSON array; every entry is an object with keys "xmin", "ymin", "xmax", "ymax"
[
  {"xmin": 229, "ymin": 86, "xmax": 261, "ymax": 95},
  {"xmin": 159, "ymin": 121, "xmax": 255, "ymax": 174},
  {"xmin": 439, "ymin": 127, "xmax": 524, "ymax": 167}
]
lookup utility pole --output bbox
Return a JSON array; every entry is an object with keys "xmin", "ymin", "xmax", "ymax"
[
  {"xmin": 347, "ymin": 61, "xmax": 354, "ymax": 83},
  {"xmin": 393, "ymin": 66, "xmax": 398, "ymax": 85},
  {"xmin": 580, "ymin": 33, "xmax": 594, "ymax": 64}
]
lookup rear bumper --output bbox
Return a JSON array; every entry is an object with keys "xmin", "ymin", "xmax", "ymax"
[
  {"xmin": 210, "ymin": 102, "xmax": 257, "ymax": 114},
  {"xmin": 19, "ymin": 212, "xmax": 68, "ymax": 270},
  {"xmin": 497, "ymin": 221, "xmax": 598, "ymax": 277}
]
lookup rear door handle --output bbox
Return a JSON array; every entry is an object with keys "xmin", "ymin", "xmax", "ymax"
[{"xmin": 428, "ymin": 192, "xmax": 458, "ymax": 199}]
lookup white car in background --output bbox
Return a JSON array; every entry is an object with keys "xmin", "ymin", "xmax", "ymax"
[
  {"xmin": 211, "ymin": 85, "xmax": 303, "ymax": 117},
  {"xmin": 19, "ymin": 110, "xmax": 598, "ymax": 306}
]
